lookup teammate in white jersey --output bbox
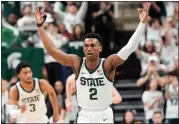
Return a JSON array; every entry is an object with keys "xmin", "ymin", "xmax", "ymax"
[
  {"xmin": 65, "ymin": 74, "xmax": 122, "ymax": 123},
  {"xmin": 9, "ymin": 61, "xmax": 60, "ymax": 123},
  {"xmin": 34, "ymin": 2, "xmax": 151, "ymax": 123}
]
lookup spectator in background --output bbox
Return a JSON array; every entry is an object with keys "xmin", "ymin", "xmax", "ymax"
[
  {"xmin": 173, "ymin": 3, "xmax": 179, "ymax": 28},
  {"xmin": 160, "ymin": 17, "xmax": 178, "ymax": 68},
  {"xmin": 137, "ymin": 53, "xmax": 166, "ymax": 79},
  {"xmin": 17, "ymin": 4, "xmax": 37, "ymax": 31},
  {"xmin": 122, "ymin": 110, "xmax": 135, "ymax": 124},
  {"xmin": 54, "ymin": 81, "xmax": 66, "ymax": 122},
  {"xmin": 164, "ymin": 2, "xmax": 177, "ymax": 17},
  {"xmin": 136, "ymin": 40, "xmax": 161, "ymax": 75},
  {"xmin": 165, "ymin": 76, "xmax": 178, "ymax": 124},
  {"xmin": 65, "ymin": 24, "xmax": 84, "ymax": 57},
  {"xmin": 152, "ymin": 111, "xmax": 164, "ymax": 124},
  {"xmin": 142, "ymin": 79, "xmax": 164, "ymax": 123},
  {"xmin": 58, "ymin": 23, "xmax": 72, "ymax": 41},
  {"xmin": 47, "ymin": 80, "xmax": 66, "ymax": 123},
  {"xmin": 92, "ymin": 2, "xmax": 114, "ymax": 57},
  {"xmin": 142, "ymin": 2, "xmax": 166, "ymax": 19},
  {"xmin": 7, "ymin": 13, "xmax": 18, "ymax": 27},
  {"xmin": 147, "ymin": 18, "xmax": 162, "ymax": 43},
  {"xmin": 53, "ymin": 2, "xmax": 88, "ymax": 33}
]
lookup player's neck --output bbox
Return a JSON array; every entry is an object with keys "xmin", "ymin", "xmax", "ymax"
[
  {"xmin": 20, "ymin": 79, "xmax": 34, "ymax": 91},
  {"xmin": 86, "ymin": 57, "xmax": 100, "ymax": 70}
]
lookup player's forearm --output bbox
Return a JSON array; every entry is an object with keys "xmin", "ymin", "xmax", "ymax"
[
  {"xmin": 38, "ymin": 27, "xmax": 57, "ymax": 54},
  {"xmin": 66, "ymin": 84, "xmax": 72, "ymax": 103},
  {"xmin": 117, "ymin": 22, "xmax": 146, "ymax": 60},
  {"xmin": 146, "ymin": 100, "xmax": 157, "ymax": 109},
  {"xmin": 136, "ymin": 75, "xmax": 149, "ymax": 87},
  {"xmin": 112, "ymin": 96, "xmax": 122, "ymax": 104},
  {"xmin": 49, "ymin": 92, "xmax": 59, "ymax": 115},
  {"xmin": 38, "ymin": 27, "xmax": 72, "ymax": 66}
]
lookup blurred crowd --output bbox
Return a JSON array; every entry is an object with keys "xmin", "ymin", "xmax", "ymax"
[{"xmin": 1, "ymin": 1, "xmax": 179, "ymax": 124}]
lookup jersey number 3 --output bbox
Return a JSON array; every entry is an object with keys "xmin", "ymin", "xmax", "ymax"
[
  {"xmin": 29, "ymin": 104, "xmax": 36, "ymax": 112},
  {"xmin": 89, "ymin": 88, "xmax": 98, "ymax": 100}
]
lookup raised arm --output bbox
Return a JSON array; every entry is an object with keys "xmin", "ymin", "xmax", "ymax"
[
  {"xmin": 76, "ymin": 2, "xmax": 88, "ymax": 20},
  {"xmin": 9, "ymin": 86, "xmax": 26, "ymax": 119},
  {"xmin": 53, "ymin": 2, "xmax": 65, "ymax": 20},
  {"xmin": 34, "ymin": 7, "xmax": 80, "ymax": 68},
  {"xmin": 104, "ymin": 2, "xmax": 151, "ymax": 71},
  {"xmin": 39, "ymin": 79, "xmax": 60, "ymax": 122}
]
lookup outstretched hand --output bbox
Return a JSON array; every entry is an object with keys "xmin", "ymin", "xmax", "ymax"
[
  {"xmin": 34, "ymin": 6, "xmax": 47, "ymax": 25},
  {"xmin": 138, "ymin": 2, "xmax": 151, "ymax": 23}
]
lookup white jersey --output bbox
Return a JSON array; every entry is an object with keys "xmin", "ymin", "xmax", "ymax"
[
  {"xmin": 76, "ymin": 58, "xmax": 113, "ymax": 110},
  {"xmin": 165, "ymin": 84, "xmax": 178, "ymax": 119},
  {"xmin": 16, "ymin": 78, "xmax": 48, "ymax": 123}
]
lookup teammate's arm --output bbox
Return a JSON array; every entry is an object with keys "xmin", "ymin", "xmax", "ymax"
[
  {"xmin": 39, "ymin": 79, "xmax": 60, "ymax": 122},
  {"xmin": 112, "ymin": 86, "xmax": 122, "ymax": 104},
  {"xmin": 104, "ymin": 2, "xmax": 151, "ymax": 72},
  {"xmin": 66, "ymin": 75, "xmax": 75, "ymax": 112},
  {"xmin": 9, "ymin": 86, "xmax": 26, "ymax": 119},
  {"xmin": 34, "ymin": 7, "xmax": 80, "ymax": 69}
]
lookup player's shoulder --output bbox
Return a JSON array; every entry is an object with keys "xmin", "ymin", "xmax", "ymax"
[
  {"xmin": 38, "ymin": 79, "xmax": 49, "ymax": 84},
  {"xmin": 9, "ymin": 84, "xmax": 18, "ymax": 94}
]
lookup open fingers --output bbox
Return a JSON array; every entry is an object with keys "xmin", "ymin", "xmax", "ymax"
[{"xmin": 146, "ymin": 2, "xmax": 151, "ymax": 15}]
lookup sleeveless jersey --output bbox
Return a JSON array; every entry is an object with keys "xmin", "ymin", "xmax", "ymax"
[
  {"xmin": 16, "ymin": 78, "xmax": 47, "ymax": 120},
  {"xmin": 76, "ymin": 58, "xmax": 113, "ymax": 110}
]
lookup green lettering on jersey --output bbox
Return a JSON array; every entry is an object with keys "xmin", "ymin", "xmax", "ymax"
[
  {"xmin": 21, "ymin": 95, "xmax": 40, "ymax": 104},
  {"xmin": 80, "ymin": 77, "xmax": 104, "ymax": 87}
]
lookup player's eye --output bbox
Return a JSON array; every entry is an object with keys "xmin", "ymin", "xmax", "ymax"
[{"xmin": 91, "ymin": 44, "xmax": 95, "ymax": 47}]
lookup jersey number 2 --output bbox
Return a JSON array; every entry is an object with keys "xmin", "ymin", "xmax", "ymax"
[
  {"xmin": 29, "ymin": 104, "xmax": 36, "ymax": 112},
  {"xmin": 89, "ymin": 88, "xmax": 98, "ymax": 100}
]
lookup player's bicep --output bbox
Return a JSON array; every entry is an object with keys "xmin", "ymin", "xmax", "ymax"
[
  {"xmin": 9, "ymin": 86, "xmax": 18, "ymax": 105},
  {"xmin": 50, "ymin": 48, "xmax": 78, "ymax": 67},
  {"xmin": 105, "ymin": 54, "xmax": 125, "ymax": 71}
]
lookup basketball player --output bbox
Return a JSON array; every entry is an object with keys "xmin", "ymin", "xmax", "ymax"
[
  {"xmin": 65, "ymin": 74, "xmax": 122, "ymax": 123},
  {"xmin": 34, "ymin": 2, "xmax": 151, "ymax": 123},
  {"xmin": 8, "ymin": 61, "xmax": 60, "ymax": 123},
  {"xmin": 66, "ymin": 74, "xmax": 122, "ymax": 111}
]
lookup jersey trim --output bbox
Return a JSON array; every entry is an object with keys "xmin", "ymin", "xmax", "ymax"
[
  {"xmin": 38, "ymin": 79, "xmax": 43, "ymax": 94},
  {"xmin": 19, "ymin": 79, "xmax": 36, "ymax": 93},
  {"xmin": 75, "ymin": 58, "xmax": 83, "ymax": 80},
  {"xmin": 85, "ymin": 58, "xmax": 102, "ymax": 74},
  {"xmin": 15, "ymin": 85, "xmax": 19, "ymax": 101},
  {"xmin": 76, "ymin": 106, "xmax": 82, "ymax": 123},
  {"xmin": 102, "ymin": 60, "xmax": 114, "ymax": 82}
]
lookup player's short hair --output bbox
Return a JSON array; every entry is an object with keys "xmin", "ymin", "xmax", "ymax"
[
  {"xmin": 83, "ymin": 33, "xmax": 103, "ymax": 46},
  {"xmin": 16, "ymin": 61, "xmax": 31, "ymax": 74}
]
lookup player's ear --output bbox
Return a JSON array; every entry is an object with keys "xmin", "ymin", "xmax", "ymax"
[
  {"xmin": 99, "ymin": 45, "xmax": 103, "ymax": 52},
  {"xmin": 18, "ymin": 73, "xmax": 21, "ymax": 79}
]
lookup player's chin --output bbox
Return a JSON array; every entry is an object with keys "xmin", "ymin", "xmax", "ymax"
[{"xmin": 26, "ymin": 79, "xmax": 32, "ymax": 84}]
